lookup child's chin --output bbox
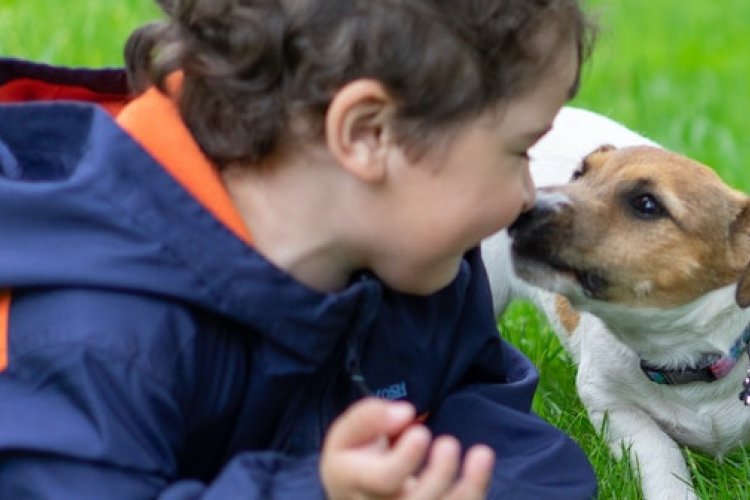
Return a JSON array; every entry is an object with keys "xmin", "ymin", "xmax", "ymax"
[{"xmin": 385, "ymin": 262, "xmax": 461, "ymax": 296}]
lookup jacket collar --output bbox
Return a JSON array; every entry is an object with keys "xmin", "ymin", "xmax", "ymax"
[{"xmin": 116, "ymin": 76, "xmax": 252, "ymax": 244}]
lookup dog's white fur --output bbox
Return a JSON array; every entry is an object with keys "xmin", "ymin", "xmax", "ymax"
[{"xmin": 482, "ymin": 107, "xmax": 750, "ymax": 500}]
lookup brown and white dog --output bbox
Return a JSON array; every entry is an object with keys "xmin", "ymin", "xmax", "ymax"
[{"xmin": 482, "ymin": 107, "xmax": 750, "ymax": 500}]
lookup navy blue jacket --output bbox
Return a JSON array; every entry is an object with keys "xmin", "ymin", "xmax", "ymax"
[{"xmin": 0, "ymin": 59, "xmax": 596, "ymax": 499}]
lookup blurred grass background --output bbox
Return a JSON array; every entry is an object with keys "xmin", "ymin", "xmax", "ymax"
[
  {"xmin": 2, "ymin": 1, "xmax": 749, "ymax": 498},
  {"xmin": 575, "ymin": 0, "xmax": 750, "ymax": 191},
  {"xmin": 0, "ymin": 0, "xmax": 160, "ymax": 67}
]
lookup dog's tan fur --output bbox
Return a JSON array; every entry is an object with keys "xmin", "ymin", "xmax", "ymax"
[
  {"xmin": 554, "ymin": 295, "xmax": 579, "ymax": 334},
  {"xmin": 482, "ymin": 107, "xmax": 750, "ymax": 500}
]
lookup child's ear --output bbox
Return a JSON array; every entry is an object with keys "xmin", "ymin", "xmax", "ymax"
[{"xmin": 325, "ymin": 79, "xmax": 395, "ymax": 183}]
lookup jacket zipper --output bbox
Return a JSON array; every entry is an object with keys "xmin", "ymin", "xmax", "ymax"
[{"xmin": 316, "ymin": 278, "xmax": 381, "ymax": 442}]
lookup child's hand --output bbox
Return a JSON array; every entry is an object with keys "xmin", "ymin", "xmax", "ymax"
[{"xmin": 320, "ymin": 398, "xmax": 495, "ymax": 499}]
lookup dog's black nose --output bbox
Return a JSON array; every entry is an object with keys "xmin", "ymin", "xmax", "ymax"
[
  {"xmin": 509, "ymin": 202, "xmax": 557, "ymax": 240},
  {"xmin": 509, "ymin": 191, "xmax": 567, "ymax": 240},
  {"xmin": 507, "ymin": 201, "xmax": 563, "ymax": 261},
  {"xmin": 508, "ymin": 209, "xmax": 535, "ymax": 239}
]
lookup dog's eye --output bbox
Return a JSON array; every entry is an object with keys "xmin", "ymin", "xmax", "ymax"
[
  {"xmin": 630, "ymin": 194, "xmax": 666, "ymax": 219},
  {"xmin": 571, "ymin": 161, "xmax": 588, "ymax": 181}
]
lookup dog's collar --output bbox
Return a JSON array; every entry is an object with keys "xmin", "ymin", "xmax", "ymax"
[{"xmin": 640, "ymin": 324, "xmax": 750, "ymax": 385}]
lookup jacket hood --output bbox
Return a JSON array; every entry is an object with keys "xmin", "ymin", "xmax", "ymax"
[{"xmin": 0, "ymin": 81, "xmax": 376, "ymax": 366}]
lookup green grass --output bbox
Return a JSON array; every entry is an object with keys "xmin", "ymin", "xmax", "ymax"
[
  {"xmin": 573, "ymin": 0, "xmax": 750, "ymax": 191},
  {"xmin": 0, "ymin": 0, "xmax": 161, "ymax": 67},
  {"xmin": 500, "ymin": 302, "xmax": 644, "ymax": 499},
  {"xmin": 3, "ymin": 1, "xmax": 750, "ymax": 498}
]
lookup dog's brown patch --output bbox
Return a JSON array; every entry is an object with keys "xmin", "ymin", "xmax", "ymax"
[{"xmin": 555, "ymin": 295, "xmax": 580, "ymax": 334}]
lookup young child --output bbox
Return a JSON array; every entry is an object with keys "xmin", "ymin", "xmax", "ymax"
[{"xmin": 0, "ymin": 0, "xmax": 596, "ymax": 498}]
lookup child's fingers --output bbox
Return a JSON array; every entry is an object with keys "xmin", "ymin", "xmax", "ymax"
[
  {"xmin": 324, "ymin": 397, "xmax": 416, "ymax": 450},
  {"xmin": 350, "ymin": 424, "xmax": 432, "ymax": 494},
  {"xmin": 402, "ymin": 435, "xmax": 461, "ymax": 499},
  {"xmin": 444, "ymin": 444, "xmax": 496, "ymax": 500},
  {"xmin": 322, "ymin": 398, "xmax": 431, "ymax": 495}
]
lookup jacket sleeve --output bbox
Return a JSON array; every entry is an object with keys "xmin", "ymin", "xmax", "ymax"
[
  {"xmin": 426, "ymin": 340, "xmax": 597, "ymax": 500},
  {"xmin": 159, "ymin": 453, "xmax": 325, "ymax": 499},
  {"xmin": 425, "ymin": 249, "xmax": 597, "ymax": 500},
  {"xmin": 0, "ymin": 343, "xmax": 327, "ymax": 500},
  {"xmin": 0, "ymin": 285, "xmax": 330, "ymax": 500}
]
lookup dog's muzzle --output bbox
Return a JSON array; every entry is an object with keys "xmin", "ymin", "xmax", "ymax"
[
  {"xmin": 508, "ymin": 200, "xmax": 567, "ymax": 264},
  {"xmin": 509, "ymin": 195, "xmax": 608, "ymax": 300}
]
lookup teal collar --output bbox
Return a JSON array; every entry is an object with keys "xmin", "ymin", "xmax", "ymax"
[{"xmin": 640, "ymin": 324, "xmax": 750, "ymax": 385}]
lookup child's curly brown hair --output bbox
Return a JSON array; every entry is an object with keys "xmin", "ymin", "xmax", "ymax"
[{"xmin": 126, "ymin": 0, "xmax": 594, "ymax": 168}]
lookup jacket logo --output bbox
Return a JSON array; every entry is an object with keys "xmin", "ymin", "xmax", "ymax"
[{"xmin": 374, "ymin": 381, "xmax": 407, "ymax": 400}]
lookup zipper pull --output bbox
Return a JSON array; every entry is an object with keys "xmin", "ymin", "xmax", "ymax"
[{"xmin": 346, "ymin": 335, "xmax": 372, "ymax": 398}]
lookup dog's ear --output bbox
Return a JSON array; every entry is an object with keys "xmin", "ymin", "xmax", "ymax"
[
  {"xmin": 582, "ymin": 144, "xmax": 617, "ymax": 170},
  {"xmin": 736, "ymin": 263, "xmax": 750, "ymax": 308},
  {"xmin": 732, "ymin": 201, "xmax": 750, "ymax": 308},
  {"xmin": 592, "ymin": 144, "xmax": 617, "ymax": 154}
]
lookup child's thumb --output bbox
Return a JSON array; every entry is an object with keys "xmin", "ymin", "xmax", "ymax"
[{"xmin": 325, "ymin": 398, "xmax": 416, "ymax": 449}]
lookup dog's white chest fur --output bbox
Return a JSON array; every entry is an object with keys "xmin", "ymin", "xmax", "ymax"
[{"xmin": 576, "ymin": 319, "xmax": 749, "ymax": 453}]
